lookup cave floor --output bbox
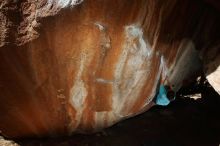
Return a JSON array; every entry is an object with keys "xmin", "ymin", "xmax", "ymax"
[{"xmin": 16, "ymin": 86, "xmax": 220, "ymax": 146}]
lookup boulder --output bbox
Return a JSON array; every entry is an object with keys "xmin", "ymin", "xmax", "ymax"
[{"xmin": 0, "ymin": 0, "xmax": 219, "ymax": 138}]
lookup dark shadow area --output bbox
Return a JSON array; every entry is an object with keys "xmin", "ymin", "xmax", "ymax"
[{"xmin": 16, "ymin": 81, "xmax": 220, "ymax": 146}]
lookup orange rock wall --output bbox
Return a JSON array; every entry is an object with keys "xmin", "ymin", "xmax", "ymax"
[{"xmin": 0, "ymin": 0, "xmax": 219, "ymax": 138}]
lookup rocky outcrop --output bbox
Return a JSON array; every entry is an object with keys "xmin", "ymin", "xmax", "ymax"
[
  {"xmin": 0, "ymin": 0, "xmax": 83, "ymax": 46},
  {"xmin": 0, "ymin": 136, "xmax": 19, "ymax": 146},
  {"xmin": 0, "ymin": 0, "xmax": 219, "ymax": 138},
  {"xmin": 204, "ymin": 46, "xmax": 220, "ymax": 95}
]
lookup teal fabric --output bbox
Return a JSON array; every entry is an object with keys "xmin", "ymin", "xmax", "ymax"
[{"xmin": 155, "ymin": 85, "xmax": 170, "ymax": 106}]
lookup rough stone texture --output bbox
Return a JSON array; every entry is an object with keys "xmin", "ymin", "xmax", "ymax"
[
  {"xmin": 0, "ymin": 0, "xmax": 83, "ymax": 46},
  {"xmin": 14, "ymin": 85, "xmax": 220, "ymax": 146},
  {"xmin": 203, "ymin": 45, "xmax": 220, "ymax": 95},
  {"xmin": 0, "ymin": 136, "xmax": 19, "ymax": 146},
  {"xmin": 0, "ymin": 0, "xmax": 219, "ymax": 138}
]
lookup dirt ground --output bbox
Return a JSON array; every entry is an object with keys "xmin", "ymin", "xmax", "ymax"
[{"xmin": 9, "ymin": 82, "xmax": 219, "ymax": 146}]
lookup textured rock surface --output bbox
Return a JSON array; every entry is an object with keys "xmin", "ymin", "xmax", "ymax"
[
  {"xmin": 16, "ymin": 85, "xmax": 220, "ymax": 146},
  {"xmin": 203, "ymin": 45, "xmax": 220, "ymax": 95},
  {"xmin": 0, "ymin": 0, "xmax": 219, "ymax": 138},
  {"xmin": 0, "ymin": 136, "xmax": 19, "ymax": 146}
]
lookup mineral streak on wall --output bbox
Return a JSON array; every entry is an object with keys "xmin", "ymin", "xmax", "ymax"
[{"xmin": 0, "ymin": 0, "xmax": 219, "ymax": 138}]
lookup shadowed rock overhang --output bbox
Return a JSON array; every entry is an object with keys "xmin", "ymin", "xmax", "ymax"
[{"xmin": 0, "ymin": 0, "xmax": 219, "ymax": 138}]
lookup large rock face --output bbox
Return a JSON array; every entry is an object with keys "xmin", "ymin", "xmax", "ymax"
[{"xmin": 0, "ymin": 0, "xmax": 219, "ymax": 138}]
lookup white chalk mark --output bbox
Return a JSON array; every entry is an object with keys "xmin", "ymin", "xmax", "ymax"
[{"xmin": 112, "ymin": 25, "xmax": 154, "ymax": 116}]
